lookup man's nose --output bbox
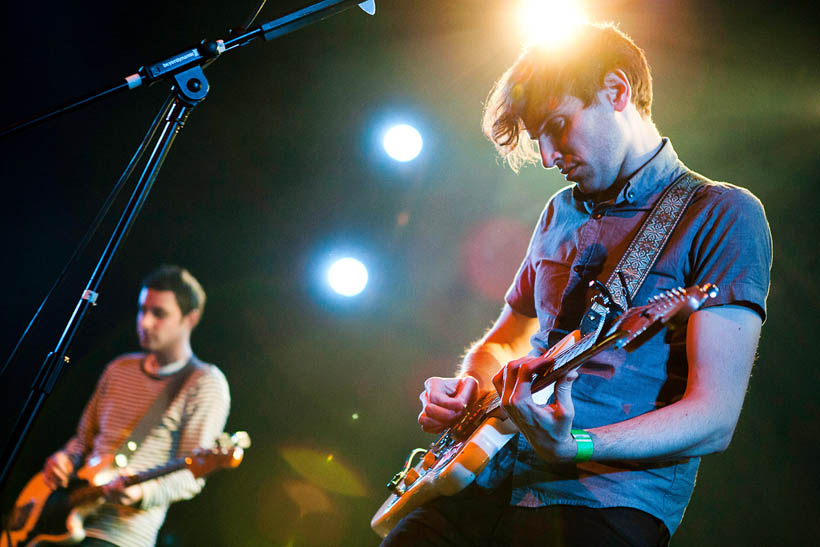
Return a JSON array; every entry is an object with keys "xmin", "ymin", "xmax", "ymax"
[
  {"xmin": 138, "ymin": 313, "xmax": 153, "ymax": 329},
  {"xmin": 538, "ymin": 134, "xmax": 561, "ymax": 168}
]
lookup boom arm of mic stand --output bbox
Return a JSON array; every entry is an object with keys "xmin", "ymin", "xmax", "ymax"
[{"xmin": 0, "ymin": 0, "xmax": 376, "ymax": 139}]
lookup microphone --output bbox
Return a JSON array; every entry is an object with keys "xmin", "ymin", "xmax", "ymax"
[{"xmin": 359, "ymin": 1, "xmax": 376, "ymax": 15}]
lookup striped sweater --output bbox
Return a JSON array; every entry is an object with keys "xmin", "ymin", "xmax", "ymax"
[{"xmin": 62, "ymin": 353, "xmax": 230, "ymax": 547}]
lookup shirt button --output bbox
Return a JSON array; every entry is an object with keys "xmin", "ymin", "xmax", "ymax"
[
  {"xmin": 592, "ymin": 212, "xmax": 603, "ymax": 220},
  {"xmin": 573, "ymin": 265, "xmax": 584, "ymax": 273}
]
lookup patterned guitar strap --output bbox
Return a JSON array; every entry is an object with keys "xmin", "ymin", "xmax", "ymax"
[
  {"xmin": 577, "ymin": 171, "xmax": 706, "ymax": 345},
  {"xmin": 113, "ymin": 356, "xmax": 203, "ymax": 468}
]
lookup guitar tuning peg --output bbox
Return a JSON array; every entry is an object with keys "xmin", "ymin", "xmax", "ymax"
[
  {"xmin": 216, "ymin": 432, "xmax": 231, "ymax": 449},
  {"xmin": 231, "ymin": 431, "xmax": 252, "ymax": 449},
  {"xmin": 705, "ymin": 283, "xmax": 719, "ymax": 299}
]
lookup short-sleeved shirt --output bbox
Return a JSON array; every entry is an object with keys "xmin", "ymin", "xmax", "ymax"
[{"xmin": 490, "ymin": 138, "xmax": 772, "ymax": 535}]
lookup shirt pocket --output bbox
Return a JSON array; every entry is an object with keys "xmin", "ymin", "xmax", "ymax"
[{"xmin": 533, "ymin": 259, "xmax": 571, "ymax": 330}]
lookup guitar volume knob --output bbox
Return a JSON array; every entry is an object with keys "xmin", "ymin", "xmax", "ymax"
[
  {"xmin": 421, "ymin": 450, "xmax": 437, "ymax": 470},
  {"xmin": 404, "ymin": 468, "xmax": 420, "ymax": 485}
]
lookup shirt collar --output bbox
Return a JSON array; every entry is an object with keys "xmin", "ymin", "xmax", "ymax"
[
  {"xmin": 143, "ymin": 353, "xmax": 190, "ymax": 377},
  {"xmin": 572, "ymin": 138, "xmax": 683, "ymax": 211}
]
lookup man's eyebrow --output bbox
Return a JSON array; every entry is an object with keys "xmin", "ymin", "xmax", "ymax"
[{"xmin": 523, "ymin": 110, "xmax": 559, "ymax": 138}]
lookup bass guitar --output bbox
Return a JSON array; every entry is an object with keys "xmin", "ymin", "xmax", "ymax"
[
  {"xmin": 3, "ymin": 431, "xmax": 251, "ymax": 547},
  {"xmin": 371, "ymin": 284, "xmax": 718, "ymax": 537}
]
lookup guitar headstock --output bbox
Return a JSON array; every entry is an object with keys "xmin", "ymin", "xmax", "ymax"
[
  {"xmin": 607, "ymin": 283, "xmax": 718, "ymax": 350},
  {"xmin": 185, "ymin": 431, "xmax": 252, "ymax": 478}
]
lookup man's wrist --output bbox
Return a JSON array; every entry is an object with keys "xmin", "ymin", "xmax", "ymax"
[
  {"xmin": 459, "ymin": 371, "xmax": 483, "ymax": 388},
  {"xmin": 571, "ymin": 429, "xmax": 594, "ymax": 462}
]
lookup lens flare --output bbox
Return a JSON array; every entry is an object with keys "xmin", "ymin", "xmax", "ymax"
[{"xmin": 280, "ymin": 446, "xmax": 368, "ymax": 497}]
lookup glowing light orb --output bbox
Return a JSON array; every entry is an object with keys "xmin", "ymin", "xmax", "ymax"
[
  {"xmin": 382, "ymin": 124, "xmax": 423, "ymax": 162},
  {"xmin": 327, "ymin": 257, "xmax": 368, "ymax": 296},
  {"xmin": 519, "ymin": 0, "xmax": 588, "ymax": 48}
]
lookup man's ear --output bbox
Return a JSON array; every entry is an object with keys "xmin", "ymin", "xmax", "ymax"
[
  {"xmin": 601, "ymin": 69, "xmax": 631, "ymax": 112},
  {"xmin": 184, "ymin": 309, "xmax": 201, "ymax": 330}
]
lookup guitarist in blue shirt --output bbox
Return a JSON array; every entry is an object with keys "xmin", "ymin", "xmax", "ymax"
[{"xmin": 382, "ymin": 22, "xmax": 772, "ymax": 546}]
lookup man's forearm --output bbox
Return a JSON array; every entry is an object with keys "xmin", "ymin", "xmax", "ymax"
[
  {"xmin": 459, "ymin": 342, "xmax": 526, "ymax": 392},
  {"xmin": 457, "ymin": 304, "xmax": 540, "ymax": 392},
  {"xmin": 585, "ymin": 395, "xmax": 739, "ymax": 462}
]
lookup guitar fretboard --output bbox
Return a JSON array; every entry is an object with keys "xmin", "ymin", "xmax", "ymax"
[
  {"xmin": 471, "ymin": 328, "xmax": 603, "ymax": 420},
  {"xmin": 68, "ymin": 457, "xmax": 188, "ymax": 506}
]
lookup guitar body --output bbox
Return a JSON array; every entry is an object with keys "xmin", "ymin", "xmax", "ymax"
[
  {"xmin": 2, "ymin": 458, "xmax": 114, "ymax": 547},
  {"xmin": 3, "ymin": 432, "xmax": 250, "ymax": 547},
  {"xmin": 371, "ymin": 330, "xmax": 579, "ymax": 538},
  {"xmin": 371, "ymin": 415, "xmax": 518, "ymax": 538}
]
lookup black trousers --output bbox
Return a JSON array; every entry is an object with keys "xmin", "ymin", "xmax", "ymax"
[
  {"xmin": 381, "ymin": 477, "xmax": 670, "ymax": 547},
  {"xmin": 79, "ymin": 538, "xmax": 118, "ymax": 547}
]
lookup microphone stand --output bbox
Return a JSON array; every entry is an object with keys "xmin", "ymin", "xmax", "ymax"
[{"xmin": 0, "ymin": 0, "xmax": 376, "ymax": 489}]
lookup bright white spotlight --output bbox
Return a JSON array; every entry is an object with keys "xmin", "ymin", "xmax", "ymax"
[
  {"xmin": 519, "ymin": 0, "xmax": 588, "ymax": 48},
  {"xmin": 383, "ymin": 124, "xmax": 423, "ymax": 162},
  {"xmin": 328, "ymin": 257, "xmax": 369, "ymax": 297}
]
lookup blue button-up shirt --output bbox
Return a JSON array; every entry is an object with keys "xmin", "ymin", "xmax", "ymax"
[{"xmin": 491, "ymin": 139, "xmax": 772, "ymax": 534}]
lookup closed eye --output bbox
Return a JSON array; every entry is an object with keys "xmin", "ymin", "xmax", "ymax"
[{"xmin": 543, "ymin": 116, "xmax": 565, "ymax": 137}]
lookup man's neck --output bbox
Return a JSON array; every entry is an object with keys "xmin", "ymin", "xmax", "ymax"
[
  {"xmin": 152, "ymin": 342, "xmax": 192, "ymax": 369},
  {"xmin": 617, "ymin": 114, "xmax": 663, "ymax": 183}
]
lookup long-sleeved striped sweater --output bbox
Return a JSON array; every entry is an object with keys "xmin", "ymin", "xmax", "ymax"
[{"xmin": 62, "ymin": 353, "xmax": 230, "ymax": 547}]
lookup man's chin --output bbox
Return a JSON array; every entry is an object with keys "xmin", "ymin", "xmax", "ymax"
[{"xmin": 574, "ymin": 177, "xmax": 611, "ymax": 196}]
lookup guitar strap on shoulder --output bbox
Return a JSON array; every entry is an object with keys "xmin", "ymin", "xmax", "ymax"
[
  {"xmin": 580, "ymin": 171, "xmax": 705, "ymax": 336},
  {"xmin": 114, "ymin": 356, "xmax": 204, "ymax": 468}
]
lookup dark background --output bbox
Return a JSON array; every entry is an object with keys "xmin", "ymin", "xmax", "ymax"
[{"xmin": 0, "ymin": 1, "xmax": 817, "ymax": 545}]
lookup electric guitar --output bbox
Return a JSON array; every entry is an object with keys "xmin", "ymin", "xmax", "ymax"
[
  {"xmin": 2, "ymin": 431, "xmax": 251, "ymax": 547},
  {"xmin": 371, "ymin": 284, "xmax": 718, "ymax": 537}
]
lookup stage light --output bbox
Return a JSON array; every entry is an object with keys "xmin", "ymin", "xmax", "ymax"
[
  {"xmin": 519, "ymin": 0, "xmax": 588, "ymax": 48},
  {"xmin": 327, "ymin": 257, "xmax": 368, "ymax": 296},
  {"xmin": 382, "ymin": 124, "xmax": 423, "ymax": 162}
]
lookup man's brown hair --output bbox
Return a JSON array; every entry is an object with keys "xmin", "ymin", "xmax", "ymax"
[
  {"xmin": 141, "ymin": 265, "xmax": 206, "ymax": 317},
  {"xmin": 482, "ymin": 22, "xmax": 653, "ymax": 172}
]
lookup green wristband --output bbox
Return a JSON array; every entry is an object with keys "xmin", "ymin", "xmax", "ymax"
[{"xmin": 571, "ymin": 429, "xmax": 594, "ymax": 462}]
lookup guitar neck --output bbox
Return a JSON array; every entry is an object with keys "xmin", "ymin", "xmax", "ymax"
[
  {"xmin": 122, "ymin": 456, "xmax": 188, "ymax": 487},
  {"xmin": 476, "ymin": 328, "xmax": 618, "ymax": 420},
  {"xmin": 531, "ymin": 330, "xmax": 624, "ymax": 392},
  {"xmin": 69, "ymin": 457, "xmax": 188, "ymax": 506}
]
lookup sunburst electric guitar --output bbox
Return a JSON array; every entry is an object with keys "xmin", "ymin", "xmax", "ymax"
[
  {"xmin": 2, "ymin": 431, "xmax": 251, "ymax": 547},
  {"xmin": 371, "ymin": 284, "xmax": 718, "ymax": 537}
]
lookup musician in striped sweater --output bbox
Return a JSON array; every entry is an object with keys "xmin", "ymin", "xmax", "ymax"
[{"xmin": 41, "ymin": 265, "xmax": 230, "ymax": 547}]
